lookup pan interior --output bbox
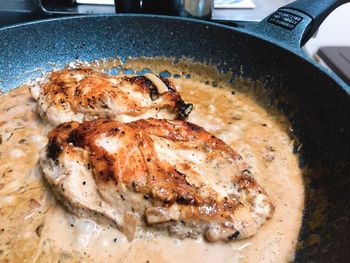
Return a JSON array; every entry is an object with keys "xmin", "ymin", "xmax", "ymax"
[
  {"xmin": 0, "ymin": 15, "xmax": 349, "ymax": 262},
  {"xmin": 0, "ymin": 57, "xmax": 305, "ymax": 262}
]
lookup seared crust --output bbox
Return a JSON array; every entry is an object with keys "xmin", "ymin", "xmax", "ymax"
[
  {"xmin": 44, "ymin": 118, "xmax": 274, "ymax": 241},
  {"xmin": 31, "ymin": 69, "xmax": 192, "ymax": 125}
]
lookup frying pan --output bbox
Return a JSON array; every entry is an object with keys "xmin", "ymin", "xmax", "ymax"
[{"xmin": 0, "ymin": 0, "xmax": 349, "ymax": 262}]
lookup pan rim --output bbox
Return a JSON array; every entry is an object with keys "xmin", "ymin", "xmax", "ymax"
[{"xmin": 0, "ymin": 14, "xmax": 349, "ymax": 95}]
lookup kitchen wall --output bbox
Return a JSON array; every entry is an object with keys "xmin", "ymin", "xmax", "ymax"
[{"xmin": 304, "ymin": 3, "xmax": 350, "ymax": 58}]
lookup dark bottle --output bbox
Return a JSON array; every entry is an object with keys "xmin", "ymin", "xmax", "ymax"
[
  {"xmin": 114, "ymin": 0, "xmax": 141, "ymax": 13},
  {"xmin": 141, "ymin": 0, "xmax": 178, "ymax": 16}
]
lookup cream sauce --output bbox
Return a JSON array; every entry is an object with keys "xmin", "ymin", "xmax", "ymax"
[{"xmin": 0, "ymin": 60, "xmax": 304, "ymax": 263}]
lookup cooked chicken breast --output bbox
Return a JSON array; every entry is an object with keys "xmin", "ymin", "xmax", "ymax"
[
  {"xmin": 40, "ymin": 118, "xmax": 274, "ymax": 242},
  {"xmin": 30, "ymin": 69, "xmax": 192, "ymax": 125}
]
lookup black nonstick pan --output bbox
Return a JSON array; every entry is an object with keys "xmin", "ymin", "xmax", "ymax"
[{"xmin": 0, "ymin": 0, "xmax": 349, "ymax": 262}]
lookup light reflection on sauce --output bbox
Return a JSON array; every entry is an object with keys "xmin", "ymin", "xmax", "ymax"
[{"xmin": 0, "ymin": 58, "xmax": 304, "ymax": 263}]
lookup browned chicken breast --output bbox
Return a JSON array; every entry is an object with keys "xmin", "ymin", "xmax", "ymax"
[
  {"xmin": 40, "ymin": 118, "xmax": 274, "ymax": 242},
  {"xmin": 30, "ymin": 69, "xmax": 192, "ymax": 125}
]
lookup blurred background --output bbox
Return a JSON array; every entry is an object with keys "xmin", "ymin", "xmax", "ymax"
[{"xmin": 0, "ymin": 0, "xmax": 349, "ymax": 85}]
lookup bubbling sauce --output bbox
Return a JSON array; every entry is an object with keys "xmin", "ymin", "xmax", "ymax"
[{"xmin": 0, "ymin": 58, "xmax": 304, "ymax": 263}]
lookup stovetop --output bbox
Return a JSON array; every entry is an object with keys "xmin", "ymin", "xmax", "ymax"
[{"xmin": 0, "ymin": 0, "xmax": 113, "ymax": 27}]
